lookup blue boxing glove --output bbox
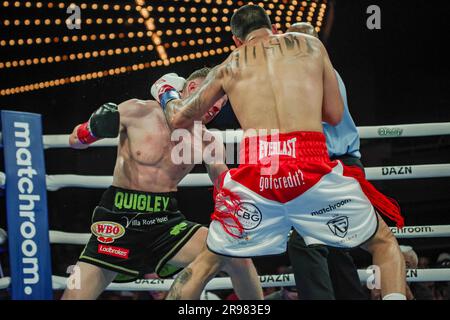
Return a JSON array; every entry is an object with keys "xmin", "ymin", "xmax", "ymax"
[{"xmin": 150, "ymin": 73, "xmax": 186, "ymax": 110}]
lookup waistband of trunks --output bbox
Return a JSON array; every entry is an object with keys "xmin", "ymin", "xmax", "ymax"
[
  {"xmin": 239, "ymin": 131, "xmax": 330, "ymax": 165},
  {"xmin": 99, "ymin": 185, "xmax": 178, "ymax": 213}
]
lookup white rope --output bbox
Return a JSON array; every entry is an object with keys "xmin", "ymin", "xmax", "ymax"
[
  {"xmin": 365, "ymin": 164, "xmax": 450, "ymax": 180},
  {"xmin": 43, "ymin": 135, "xmax": 118, "ymax": 149},
  {"xmin": 44, "ymin": 225, "xmax": 450, "ymax": 244},
  {"xmin": 0, "ymin": 228, "xmax": 6, "ymax": 244},
  {"xmin": 45, "ymin": 175, "xmax": 114, "ymax": 191},
  {"xmin": 43, "ymin": 173, "xmax": 211, "ymax": 190},
  {"xmin": 357, "ymin": 122, "xmax": 450, "ymax": 139},
  {"xmin": 49, "ymin": 231, "xmax": 91, "ymax": 245},
  {"xmin": 0, "ymin": 171, "xmax": 5, "ymax": 188},
  {"xmin": 1, "ymin": 163, "xmax": 448, "ymax": 191},
  {"xmin": 0, "ymin": 277, "xmax": 11, "ymax": 290},
  {"xmin": 1, "ymin": 225, "xmax": 448, "ymax": 246},
  {"xmin": 390, "ymin": 225, "xmax": 450, "ymax": 238},
  {"xmin": 1, "ymin": 269, "xmax": 449, "ymax": 291},
  {"xmin": 1, "ymin": 122, "xmax": 448, "ymax": 149},
  {"xmin": 48, "ymin": 269, "xmax": 450, "ymax": 290}
]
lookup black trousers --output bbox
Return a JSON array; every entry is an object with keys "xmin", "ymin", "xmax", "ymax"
[{"xmin": 287, "ymin": 155, "xmax": 368, "ymax": 300}]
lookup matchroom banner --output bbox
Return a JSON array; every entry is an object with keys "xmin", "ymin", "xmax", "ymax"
[{"xmin": 1, "ymin": 110, "xmax": 53, "ymax": 300}]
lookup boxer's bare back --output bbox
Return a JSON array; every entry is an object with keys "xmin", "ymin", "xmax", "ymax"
[{"xmin": 169, "ymin": 31, "xmax": 344, "ymax": 134}]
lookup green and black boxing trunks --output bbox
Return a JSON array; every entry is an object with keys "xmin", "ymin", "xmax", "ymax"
[{"xmin": 79, "ymin": 186, "xmax": 201, "ymax": 282}]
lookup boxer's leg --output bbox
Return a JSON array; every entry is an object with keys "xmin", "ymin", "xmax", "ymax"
[
  {"xmin": 361, "ymin": 213, "xmax": 406, "ymax": 300},
  {"xmin": 166, "ymin": 227, "xmax": 263, "ymax": 300},
  {"xmin": 61, "ymin": 261, "xmax": 117, "ymax": 300}
]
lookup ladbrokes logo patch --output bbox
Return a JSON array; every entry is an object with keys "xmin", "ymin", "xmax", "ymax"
[
  {"xmin": 327, "ymin": 216, "xmax": 349, "ymax": 238},
  {"xmin": 97, "ymin": 244, "xmax": 129, "ymax": 259},
  {"xmin": 91, "ymin": 221, "xmax": 125, "ymax": 244}
]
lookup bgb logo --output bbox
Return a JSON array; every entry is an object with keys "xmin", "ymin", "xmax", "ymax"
[
  {"xmin": 327, "ymin": 216, "xmax": 349, "ymax": 238},
  {"xmin": 91, "ymin": 221, "xmax": 125, "ymax": 244},
  {"xmin": 235, "ymin": 203, "xmax": 262, "ymax": 230}
]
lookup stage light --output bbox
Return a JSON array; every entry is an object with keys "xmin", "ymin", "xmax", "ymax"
[{"xmin": 0, "ymin": 0, "xmax": 329, "ymax": 95}]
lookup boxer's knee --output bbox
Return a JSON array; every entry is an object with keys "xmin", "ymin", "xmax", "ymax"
[
  {"xmin": 366, "ymin": 223, "xmax": 402, "ymax": 264},
  {"xmin": 189, "ymin": 249, "xmax": 226, "ymax": 280},
  {"xmin": 222, "ymin": 258, "xmax": 253, "ymax": 276}
]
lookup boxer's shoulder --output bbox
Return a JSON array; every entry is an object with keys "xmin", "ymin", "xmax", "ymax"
[
  {"xmin": 118, "ymin": 99, "xmax": 160, "ymax": 117},
  {"xmin": 119, "ymin": 98, "xmax": 158, "ymax": 109}
]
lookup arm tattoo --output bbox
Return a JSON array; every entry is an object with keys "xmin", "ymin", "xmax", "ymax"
[
  {"xmin": 165, "ymin": 100, "xmax": 184, "ymax": 125},
  {"xmin": 305, "ymin": 37, "xmax": 315, "ymax": 54},
  {"xmin": 166, "ymin": 267, "xmax": 193, "ymax": 300},
  {"xmin": 244, "ymin": 45, "xmax": 248, "ymax": 65},
  {"xmin": 179, "ymin": 91, "xmax": 205, "ymax": 120}
]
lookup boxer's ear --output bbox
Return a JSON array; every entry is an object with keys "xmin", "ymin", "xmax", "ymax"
[
  {"xmin": 232, "ymin": 35, "xmax": 243, "ymax": 47},
  {"xmin": 186, "ymin": 80, "xmax": 198, "ymax": 95}
]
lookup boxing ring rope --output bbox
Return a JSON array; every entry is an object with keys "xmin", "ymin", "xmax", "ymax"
[
  {"xmin": 0, "ymin": 122, "xmax": 447, "ymax": 149},
  {"xmin": 0, "ymin": 224, "xmax": 449, "ymax": 246},
  {"xmin": 0, "ymin": 163, "xmax": 450, "ymax": 191},
  {"xmin": 1, "ymin": 269, "xmax": 450, "ymax": 291},
  {"xmin": 1, "ymin": 121, "xmax": 450, "ymax": 297}
]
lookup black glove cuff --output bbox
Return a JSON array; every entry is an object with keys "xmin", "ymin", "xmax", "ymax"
[{"xmin": 90, "ymin": 103, "xmax": 120, "ymax": 138}]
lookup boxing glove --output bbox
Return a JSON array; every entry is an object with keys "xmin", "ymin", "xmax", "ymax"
[
  {"xmin": 77, "ymin": 102, "xmax": 119, "ymax": 144},
  {"xmin": 150, "ymin": 73, "xmax": 186, "ymax": 110}
]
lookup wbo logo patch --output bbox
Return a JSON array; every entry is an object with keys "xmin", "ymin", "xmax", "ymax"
[
  {"xmin": 327, "ymin": 216, "xmax": 349, "ymax": 238},
  {"xmin": 91, "ymin": 221, "xmax": 125, "ymax": 244}
]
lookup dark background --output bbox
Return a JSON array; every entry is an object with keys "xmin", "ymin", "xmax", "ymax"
[{"xmin": 1, "ymin": 0, "xmax": 450, "ymax": 284}]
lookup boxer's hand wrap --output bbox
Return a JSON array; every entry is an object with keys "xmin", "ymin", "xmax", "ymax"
[
  {"xmin": 150, "ymin": 73, "xmax": 185, "ymax": 110},
  {"xmin": 77, "ymin": 102, "xmax": 119, "ymax": 144},
  {"xmin": 159, "ymin": 88, "xmax": 181, "ymax": 111}
]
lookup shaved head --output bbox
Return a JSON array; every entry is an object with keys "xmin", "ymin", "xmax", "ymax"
[{"xmin": 288, "ymin": 22, "xmax": 319, "ymax": 38}]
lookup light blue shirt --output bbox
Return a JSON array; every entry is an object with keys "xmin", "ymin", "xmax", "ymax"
[{"xmin": 322, "ymin": 71, "xmax": 361, "ymax": 159}]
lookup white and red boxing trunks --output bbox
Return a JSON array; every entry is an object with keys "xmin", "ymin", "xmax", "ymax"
[{"xmin": 207, "ymin": 131, "xmax": 403, "ymax": 257}]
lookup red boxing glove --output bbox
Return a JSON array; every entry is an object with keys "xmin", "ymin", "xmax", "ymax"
[
  {"xmin": 76, "ymin": 122, "xmax": 98, "ymax": 144},
  {"xmin": 76, "ymin": 102, "xmax": 119, "ymax": 144}
]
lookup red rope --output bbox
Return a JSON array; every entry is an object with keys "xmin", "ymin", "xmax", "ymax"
[
  {"xmin": 211, "ymin": 188, "xmax": 245, "ymax": 238},
  {"xmin": 344, "ymin": 165, "xmax": 404, "ymax": 228}
]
